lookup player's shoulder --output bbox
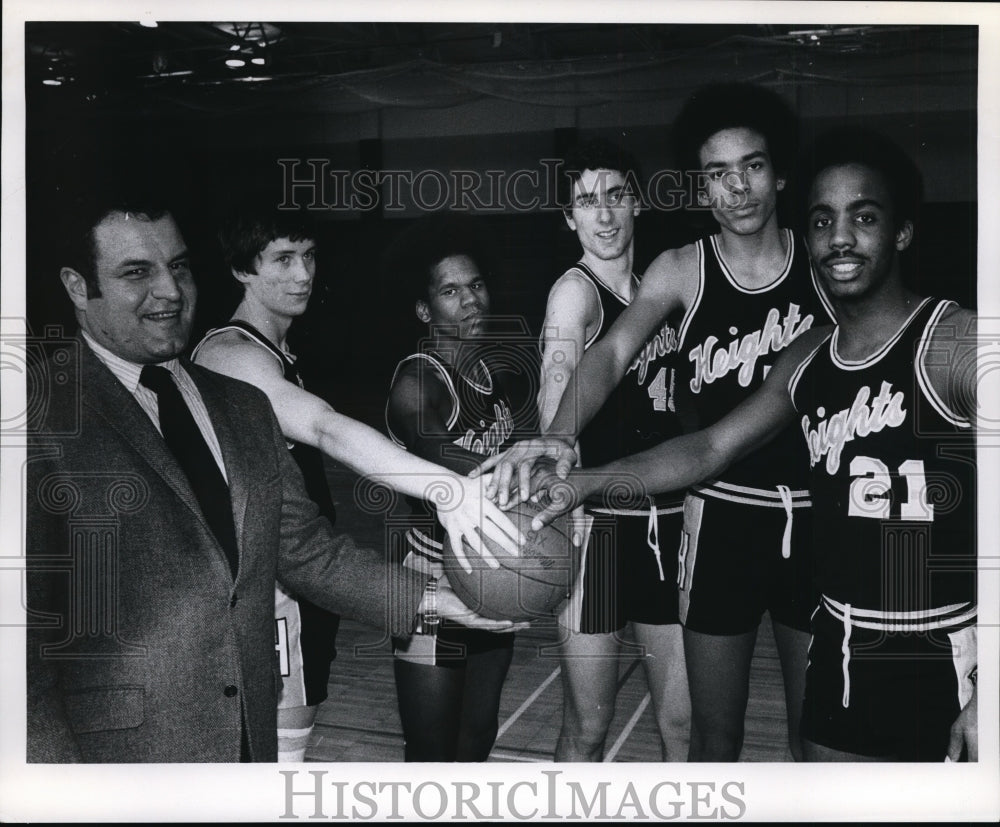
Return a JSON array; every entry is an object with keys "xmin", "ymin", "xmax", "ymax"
[
  {"xmin": 392, "ymin": 354, "xmax": 450, "ymax": 392},
  {"xmin": 915, "ymin": 299, "xmax": 976, "ymax": 356},
  {"xmin": 788, "ymin": 324, "xmax": 835, "ymax": 360},
  {"xmin": 642, "ymin": 242, "xmax": 700, "ymax": 292},
  {"xmin": 389, "ymin": 354, "xmax": 453, "ymax": 417},
  {"xmin": 549, "ymin": 267, "xmax": 596, "ymax": 296},
  {"xmin": 194, "ymin": 328, "xmax": 283, "ymax": 373},
  {"xmin": 935, "ymin": 302, "xmax": 976, "ymax": 333},
  {"xmin": 545, "ymin": 268, "xmax": 600, "ymax": 313},
  {"xmin": 647, "ymin": 240, "xmax": 700, "ymax": 274},
  {"xmin": 186, "ymin": 357, "xmax": 272, "ymax": 408}
]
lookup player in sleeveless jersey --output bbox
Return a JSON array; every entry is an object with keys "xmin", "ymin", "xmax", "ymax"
[
  {"xmin": 385, "ymin": 220, "xmax": 528, "ymax": 762},
  {"xmin": 193, "ymin": 210, "xmax": 522, "ymax": 761},
  {"xmin": 480, "ymin": 84, "xmax": 828, "ymax": 761},
  {"xmin": 536, "ymin": 139, "xmax": 689, "ymax": 761},
  {"xmin": 521, "ymin": 130, "xmax": 980, "ymax": 762}
]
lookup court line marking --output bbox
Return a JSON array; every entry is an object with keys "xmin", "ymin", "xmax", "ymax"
[
  {"xmin": 496, "ymin": 666, "xmax": 561, "ymax": 740},
  {"xmin": 603, "ymin": 691, "xmax": 651, "ymax": 762}
]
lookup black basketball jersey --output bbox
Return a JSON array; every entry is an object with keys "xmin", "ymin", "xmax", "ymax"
[
  {"xmin": 193, "ymin": 321, "xmax": 337, "ymax": 523},
  {"xmin": 559, "ymin": 263, "xmax": 683, "ymax": 510},
  {"xmin": 788, "ymin": 298, "xmax": 976, "ymax": 613},
  {"xmin": 568, "ymin": 263, "xmax": 685, "ymax": 467},
  {"xmin": 386, "ymin": 350, "xmax": 516, "ymax": 563},
  {"xmin": 676, "ymin": 229, "xmax": 835, "ymax": 496}
]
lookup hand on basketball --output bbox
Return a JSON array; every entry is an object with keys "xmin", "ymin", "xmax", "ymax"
[
  {"xmin": 434, "ymin": 474, "xmax": 525, "ymax": 574},
  {"xmin": 526, "ymin": 466, "xmax": 595, "ymax": 531},
  {"xmin": 434, "ymin": 575, "xmax": 531, "ymax": 632},
  {"xmin": 945, "ymin": 686, "xmax": 977, "ymax": 761},
  {"xmin": 471, "ymin": 437, "xmax": 578, "ymax": 508}
]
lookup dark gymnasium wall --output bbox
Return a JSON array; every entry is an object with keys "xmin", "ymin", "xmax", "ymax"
[{"xmin": 25, "ymin": 24, "xmax": 978, "ymax": 429}]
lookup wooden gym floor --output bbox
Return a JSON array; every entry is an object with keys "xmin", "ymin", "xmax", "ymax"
[{"xmin": 306, "ymin": 457, "xmax": 793, "ymax": 763}]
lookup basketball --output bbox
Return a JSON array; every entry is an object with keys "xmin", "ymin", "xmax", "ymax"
[{"xmin": 442, "ymin": 500, "xmax": 580, "ymax": 622}]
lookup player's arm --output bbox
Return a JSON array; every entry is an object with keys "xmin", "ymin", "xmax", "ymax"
[
  {"xmin": 529, "ymin": 327, "xmax": 830, "ymax": 528},
  {"xmin": 946, "ymin": 684, "xmax": 977, "ymax": 761},
  {"xmin": 386, "ymin": 359, "xmax": 498, "ymax": 475},
  {"xmin": 535, "ymin": 272, "xmax": 600, "ymax": 544},
  {"xmin": 196, "ymin": 338, "xmax": 521, "ymax": 568},
  {"xmin": 536, "ymin": 273, "xmax": 597, "ymax": 432},
  {"xmin": 925, "ymin": 305, "xmax": 981, "ymax": 760},
  {"xmin": 924, "ymin": 306, "xmax": 981, "ymax": 425},
  {"xmin": 479, "ymin": 246, "xmax": 695, "ymax": 503}
]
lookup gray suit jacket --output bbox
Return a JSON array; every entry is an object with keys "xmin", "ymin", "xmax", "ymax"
[{"xmin": 26, "ymin": 342, "xmax": 425, "ymax": 762}]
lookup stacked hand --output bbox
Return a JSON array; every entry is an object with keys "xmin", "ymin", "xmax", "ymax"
[
  {"xmin": 432, "ymin": 473, "xmax": 526, "ymax": 572},
  {"xmin": 471, "ymin": 436, "xmax": 578, "ymax": 509}
]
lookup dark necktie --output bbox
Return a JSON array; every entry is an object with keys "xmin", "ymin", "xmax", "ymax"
[{"xmin": 139, "ymin": 365, "xmax": 240, "ymax": 577}]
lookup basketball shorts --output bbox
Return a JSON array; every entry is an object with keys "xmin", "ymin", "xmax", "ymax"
[
  {"xmin": 275, "ymin": 582, "xmax": 342, "ymax": 708},
  {"xmin": 677, "ymin": 485, "xmax": 816, "ymax": 635},
  {"xmin": 802, "ymin": 597, "xmax": 977, "ymax": 760},
  {"xmin": 393, "ymin": 620, "xmax": 515, "ymax": 668},
  {"xmin": 559, "ymin": 501, "xmax": 683, "ymax": 635}
]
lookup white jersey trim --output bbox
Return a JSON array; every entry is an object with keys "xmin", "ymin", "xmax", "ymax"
[
  {"xmin": 385, "ymin": 352, "xmax": 460, "ymax": 446},
  {"xmin": 915, "ymin": 300, "xmax": 972, "ymax": 429},
  {"xmin": 192, "ymin": 323, "xmax": 289, "ymax": 375},
  {"xmin": 821, "ymin": 594, "xmax": 976, "ymax": 632},
  {"xmin": 710, "ymin": 228, "xmax": 795, "ymax": 295},
  {"xmin": 787, "ymin": 333, "xmax": 833, "ymax": 412},
  {"xmin": 589, "ymin": 504, "xmax": 684, "ymax": 516},
  {"xmin": 675, "ymin": 240, "xmax": 705, "ymax": 351},
  {"xmin": 692, "ymin": 479, "xmax": 811, "ymax": 508},
  {"xmin": 576, "ymin": 261, "xmax": 638, "ymax": 349},
  {"xmin": 808, "ymin": 260, "xmax": 838, "ymax": 323},
  {"xmin": 829, "ymin": 297, "xmax": 934, "ymax": 370}
]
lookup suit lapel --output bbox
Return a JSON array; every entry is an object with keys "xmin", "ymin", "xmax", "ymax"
[{"xmin": 81, "ymin": 346, "xmax": 240, "ymax": 578}]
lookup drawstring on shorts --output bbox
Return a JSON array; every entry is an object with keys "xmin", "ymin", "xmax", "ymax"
[
  {"xmin": 777, "ymin": 484, "xmax": 793, "ymax": 560},
  {"xmin": 646, "ymin": 497, "xmax": 665, "ymax": 581}
]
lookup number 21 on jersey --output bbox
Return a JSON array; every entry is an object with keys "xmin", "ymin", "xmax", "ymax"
[{"xmin": 847, "ymin": 456, "xmax": 934, "ymax": 521}]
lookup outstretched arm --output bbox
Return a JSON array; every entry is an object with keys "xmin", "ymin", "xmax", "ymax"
[
  {"xmin": 478, "ymin": 247, "xmax": 695, "ymax": 504},
  {"xmin": 527, "ymin": 328, "xmax": 829, "ymax": 528},
  {"xmin": 535, "ymin": 272, "xmax": 600, "ymax": 544},
  {"xmin": 195, "ymin": 338, "xmax": 521, "ymax": 569},
  {"xmin": 925, "ymin": 305, "xmax": 981, "ymax": 762}
]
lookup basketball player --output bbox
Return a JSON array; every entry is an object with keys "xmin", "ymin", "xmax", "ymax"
[
  {"xmin": 193, "ymin": 210, "xmax": 522, "ymax": 761},
  {"xmin": 385, "ymin": 221, "xmax": 523, "ymax": 762},
  {"xmin": 523, "ymin": 129, "xmax": 980, "ymax": 761},
  {"xmin": 481, "ymin": 84, "xmax": 834, "ymax": 761},
  {"xmin": 537, "ymin": 138, "xmax": 689, "ymax": 761}
]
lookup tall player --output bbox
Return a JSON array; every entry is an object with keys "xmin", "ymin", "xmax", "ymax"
[
  {"xmin": 480, "ymin": 83, "xmax": 835, "ymax": 761},
  {"xmin": 385, "ymin": 219, "xmax": 527, "ymax": 762},
  {"xmin": 538, "ymin": 138, "xmax": 689, "ymax": 761},
  {"xmin": 193, "ymin": 210, "xmax": 521, "ymax": 761},
  {"xmin": 522, "ymin": 129, "xmax": 979, "ymax": 762}
]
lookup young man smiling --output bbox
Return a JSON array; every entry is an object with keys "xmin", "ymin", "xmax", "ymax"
[
  {"xmin": 482, "ymin": 84, "xmax": 834, "ymax": 761},
  {"xmin": 537, "ymin": 138, "xmax": 689, "ymax": 762},
  {"xmin": 521, "ymin": 129, "xmax": 980, "ymax": 762},
  {"xmin": 193, "ymin": 209, "xmax": 521, "ymax": 760}
]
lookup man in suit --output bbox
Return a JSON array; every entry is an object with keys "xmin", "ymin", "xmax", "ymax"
[{"xmin": 25, "ymin": 192, "xmax": 516, "ymax": 763}]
